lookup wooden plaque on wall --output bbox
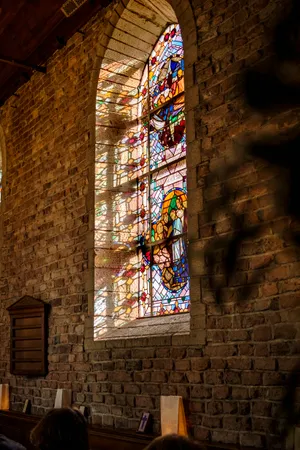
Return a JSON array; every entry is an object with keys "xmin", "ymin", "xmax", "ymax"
[{"xmin": 7, "ymin": 296, "xmax": 49, "ymax": 376}]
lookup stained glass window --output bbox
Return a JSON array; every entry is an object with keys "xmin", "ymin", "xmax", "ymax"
[{"xmin": 94, "ymin": 24, "xmax": 189, "ymax": 333}]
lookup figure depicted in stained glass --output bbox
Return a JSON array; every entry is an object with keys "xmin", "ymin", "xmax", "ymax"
[
  {"xmin": 148, "ymin": 24, "xmax": 184, "ymax": 109},
  {"xmin": 149, "ymin": 185, "xmax": 189, "ymax": 305},
  {"xmin": 150, "ymin": 97, "xmax": 186, "ymax": 169}
]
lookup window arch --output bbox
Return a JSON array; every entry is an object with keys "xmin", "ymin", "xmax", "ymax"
[{"xmin": 94, "ymin": 4, "xmax": 191, "ymax": 339}]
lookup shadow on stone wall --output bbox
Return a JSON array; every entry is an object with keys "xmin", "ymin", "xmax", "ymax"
[{"xmin": 204, "ymin": 0, "xmax": 300, "ymax": 446}]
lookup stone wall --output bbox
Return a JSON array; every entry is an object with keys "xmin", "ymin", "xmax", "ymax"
[{"xmin": 0, "ymin": 0, "xmax": 299, "ymax": 448}]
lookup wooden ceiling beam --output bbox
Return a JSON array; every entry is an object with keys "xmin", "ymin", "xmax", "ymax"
[{"xmin": 0, "ymin": 56, "xmax": 46, "ymax": 74}]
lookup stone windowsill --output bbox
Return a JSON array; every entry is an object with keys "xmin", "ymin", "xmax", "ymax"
[{"xmin": 94, "ymin": 313, "xmax": 190, "ymax": 341}]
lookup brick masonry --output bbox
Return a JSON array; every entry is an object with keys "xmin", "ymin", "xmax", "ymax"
[{"xmin": 0, "ymin": 0, "xmax": 299, "ymax": 448}]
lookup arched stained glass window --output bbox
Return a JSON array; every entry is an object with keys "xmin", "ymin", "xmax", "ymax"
[{"xmin": 94, "ymin": 23, "xmax": 189, "ymax": 334}]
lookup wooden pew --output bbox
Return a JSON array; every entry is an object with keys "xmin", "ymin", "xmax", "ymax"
[
  {"xmin": 0, "ymin": 411, "xmax": 152, "ymax": 450},
  {"xmin": 0, "ymin": 410, "xmax": 253, "ymax": 450}
]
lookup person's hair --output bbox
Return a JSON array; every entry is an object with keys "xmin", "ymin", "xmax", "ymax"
[
  {"xmin": 30, "ymin": 408, "xmax": 89, "ymax": 450},
  {"xmin": 144, "ymin": 435, "xmax": 203, "ymax": 450}
]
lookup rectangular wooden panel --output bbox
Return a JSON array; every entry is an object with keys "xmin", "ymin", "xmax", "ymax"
[
  {"xmin": 12, "ymin": 350, "xmax": 42, "ymax": 360},
  {"xmin": 13, "ymin": 317, "xmax": 41, "ymax": 327},
  {"xmin": 8, "ymin": 296, "xmax": 48, "ymax": 376},
  {"xmin": 14, "ymin": 339, "xmax": 42, "ymax": 349},
  {"xmin": 13, "ymin": 328, "xmax": 41, "ymax": 339},
  {"xmin": 13, "ymin": 362, "xmax": 42, "ymax": 372}
]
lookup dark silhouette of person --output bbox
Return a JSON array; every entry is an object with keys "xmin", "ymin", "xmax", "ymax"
[{"xmin": 30, "ymin": 408, "xmax": 88, "ymax": 450}]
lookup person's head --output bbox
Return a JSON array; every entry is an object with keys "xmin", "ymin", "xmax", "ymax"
[
  {"xmin": 30, "ymin": 408, "xmax": 89, "ymax": 450},
  {"xmin": 144, "ymin": 435, "xmax": 203, "ymax": 450}
]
